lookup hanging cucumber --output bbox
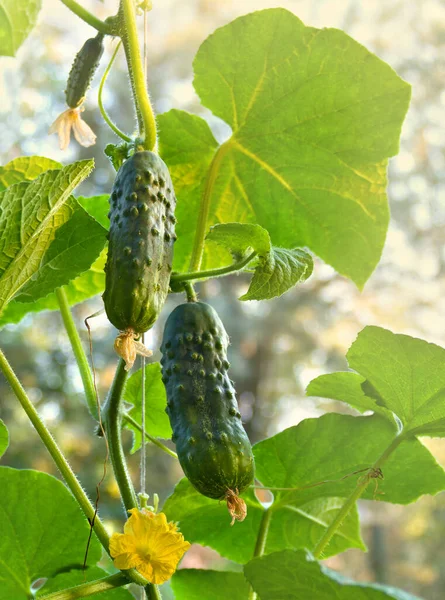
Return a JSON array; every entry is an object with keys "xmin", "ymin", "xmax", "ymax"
[
  {"xmin": 65, "ymin": 33, "xmax": 105, "ymax": 109},
  {"xmin": 103, "ymin": 151, "xmax": 177, "ymax": 369},
  {"xmin": 160, "ymin": 301, "xmax": 254, "ymax": 524}
]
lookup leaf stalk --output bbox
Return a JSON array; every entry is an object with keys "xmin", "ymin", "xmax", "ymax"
[
  {"xmin": 39, "ymin": 572, "xmax": 129, "ymax": 600},
  {"xmin": 59, "ymin": 0, "xmax": 113, "ymax": 34}
]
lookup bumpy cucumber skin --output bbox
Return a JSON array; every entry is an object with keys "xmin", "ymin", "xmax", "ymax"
[
  {"xmin": 161, "ymin": 302, "xmax": 254, "ymax": 500},
  {"xmin": 65, "ymin": 33, "xmax": 104, "ymax": 108},
  {"xmin": 103, "ymin": 151, "xmax": 177, "ymax": 333}
]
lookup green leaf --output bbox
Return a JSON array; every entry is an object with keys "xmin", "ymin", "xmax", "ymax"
[
  {"xmin": 0, "ymin": 250, "xmax": 106, "ymax": 328},
  {"xmin": 36, "ymin": 566, "xmax": 133, "ymax": 599},
  {"xmin": 160, "ymin": 9, "xmax": 410, "ymax": 286},
  {"xmin": 172, "ymin": 569, "xmax": 250, "ymax": 600},
  {"xmin": 0, "ymin": 156, "xmax": 61, "ymax": 191},
  {"xmin": 206, "ymin": 223, "xmax": 271, "ymax": 259},
  {"xmin": 13, "ymin": 202, "xmax": 106, "ymax": 303},
  {"xmin": 309, "ymin": 326, "xmax": 445, "ymax": 436},
  {"xmin": 244, "ymin": 550, "xmax": 421, "ymax": 600},
  {"xmin": 0, "ymin": 0, "xmax": 42, "ymax": 56},
  {"xmin": 157, "ymin": 109, "xmax": 219, "ymax": 272},
  {"xmin": 77, "ymin": 195, "xmax": 110, "ymax": 230},
  {"xmin": 240, "ymin": 247, "xmax": 313, "ymax": 301},
  {"xmin": 0, "ymin": 467, "xmax": 101, "ymax": 600},
  {"xmin": 104, "ymin": 143, "xmax": 132, "ymax": 171},
  {"xmin": 253, "ymin": 413, "xmax": 445, "ymax": 506},
  {"xmin": 0, "ymin": 419, "xmax": 9, "ymax": 457},
  {"xmin": 123, "ymin": 363, "xmax": 172, "ymax": 452},
  {"xmin": 0, "ymin": 160, "xmax": 94, "ymax": 314}
]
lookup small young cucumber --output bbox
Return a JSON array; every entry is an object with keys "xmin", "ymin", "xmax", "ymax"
[
  {"xmin": 103, "ymin": 151, "xmax": 177, "ymax": 336},
  {"xmin": 65, "ymin": 33, "xmax": 105, "ymax": 108},
  {"xmin": 161, "ymin": 302, "xmax": 254, "ymax": 502}
]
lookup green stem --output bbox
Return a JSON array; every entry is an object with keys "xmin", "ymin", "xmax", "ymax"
[
  {"xmin": 55, "ymin": 287, "xmax": 97, "ymax": 420},
  {"xmin": 39, "ymin": 573, "xmax": 129, "ymax": 600},
  {"xmin": 188, "ymin": 141, "xmax": 232, "ymax": 272},
  {"xmin": 98, "ymin": 41, "xmax": 132, "ymax": 143},
  {"xmin": 0, "ymin": 347, "xmax": 109, "ymax": 551},
  {"xmin": 123, "ymin": 413, "xmax": 178, "ymax": 459},
  {"xmin": 59, "ymin": 0, "xmax": 113, "ymax": 34},
  {"xmin": 247, "ymin": 509, "xmax": 272, "ymax": 600},
  {"xmin": 119, "ymin": 0, "xmax": 157, "ymax": 150},
  {"xmin": 105, "ymin": 359, "xmax": 139, "ymax": 513},
  {"xmin": 184, "ymin": 282, "xmax": 197, "ymax": 303},
  {"xmin": 171, "ymin": 251, "xmax": 257, "ymax": 285},
  {"xmin": 312, "ymin": 434, "xmax": 405, "ymax": 559}
]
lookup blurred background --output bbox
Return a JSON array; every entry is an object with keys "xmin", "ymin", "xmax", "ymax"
[{"xmin": 1, "ymin": 0, "xmax": 445, "ymax": 598}]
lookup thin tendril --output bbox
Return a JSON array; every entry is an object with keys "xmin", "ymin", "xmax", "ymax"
[
  {"xmin": 98, "ymin": 40, "xmax": 132, "ymax": 142},
  {"xmin": 83, "ymin": 315, "xmax": 110, "ymax": 573}
]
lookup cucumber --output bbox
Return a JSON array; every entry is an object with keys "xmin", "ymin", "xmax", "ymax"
[
  {"xmin": 161, "ymin": 302, "xmax": 254, "ymax": 514},
  {"xmin": 103, "ymin": 151, "xmax": 177, "ymax": 336},
  {"xmin": 65, "ymin": 33, "xmax": 105, "ymax": 108}
]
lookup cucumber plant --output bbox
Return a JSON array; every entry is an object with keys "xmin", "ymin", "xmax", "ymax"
[{"xmin": 1, "ymin": 2, "xmax": 440, "ymax": 600}]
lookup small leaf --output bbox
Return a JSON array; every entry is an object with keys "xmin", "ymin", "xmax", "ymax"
[
  {"xmin": 0, "ymin": 156, "xmax": 61, "ymax": 191},
  {"xmin": 0, "ymin": 467, "xmax": 102, "ymax": 600},
  {"xmin": 104, "ymin": 143, "xmax": 132, "ymax": 171},
  {"xmin": 0, "ymin": 160, "xmax": 94, "ymax": 314},
  {"xmin": 172, "ymin": 569, "xmax": 250, "ymax": 600},
  {"xmin": 0, "ymin": 250, "xmax": 106, "ymax": 328},
  {"xmin": 310, "ymin": 326, "xmax": 445, "ymax": 436},
  {"xmin": 244, "ymin": 549, "xmax": 421, "ymax": 600},
  {"xmin": 123, "ymin": 363, "xmax": 172, "ymax": 452},
  {"xmin": 36, "ymin": 566, "xmax": 134, "ymax": 599},
  {"xmin": 240, "ymin": 247, "xmax": 313, "ymax": 301},
  {"xmin": 0, "ymin": 0, "xmax": 42, "ymax": 56},
  {"xmin": 206, "ymin": 222, "xmax": 271, "ymax": 259},
  {"xmin": 13, "ymin": 202, "xmax": 106, "ymax": 303},
  {"xmin": 0, "ymin": 419, "xmax": 9, "ymax": 457}
]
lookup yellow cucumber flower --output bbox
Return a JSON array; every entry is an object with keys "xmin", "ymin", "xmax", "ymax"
[
  {"xmin": 109, "ymin": 508, "xmax": 190, "ymax": 584},
  {"xmin": 49, "ymin": 105, "xmax": 96, "ymax": 150}
]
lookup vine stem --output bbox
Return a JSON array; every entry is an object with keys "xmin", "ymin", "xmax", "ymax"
[
  {"xmin": 98, "ymin": 40, "xmax": 132, "ymax": 143},
  {"xmin": 247, "ymin": 509, "xmax": 272, "ymax": 600},
  {"xmin": 171, "ymin": 251, "xmax": 257, "ymax": 285},
  {"xmin": 119, "ymin": 0, "xmax": 157, "ymax": 150},
  {"xmin": 188, "ymin": 140, "xmax": 233, "ymax": 272},
  {"xmin": 55, "ymin": 287, "xmax": 97, "ymax": 420},
  {"xmin": 39, "ymin": 573, "xmax": 128, "ymax": 600},
  {"xmin": 312, "ymin": 434, "xmax": 406, "ymax": 558},
  {"xmin": 184, "ymin": 282, "xmax": 197, "ymax": 302},
  {"xmin": 124, "ymin": 413, "xmax": 178, "ymax": 459},
  {"xmin": 59, "ymin": 0, "xmax": 113, "ymax": 34}
]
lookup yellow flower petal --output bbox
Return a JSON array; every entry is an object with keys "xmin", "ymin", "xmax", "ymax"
[
  {"xmin": 110, "ymin": 508, "xmax": 190, "ymax": 584},
  {"xmin": 49, "ymin": 106, "xmax": 96, "ymax": 150}
]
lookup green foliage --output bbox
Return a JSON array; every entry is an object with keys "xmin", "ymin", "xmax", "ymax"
[
  {"xmin": 36, "ymin": 566, "xmax": 133, "ymax": 599},
  {"xmin": 0, "ymin": 160, "xmax": 94, "ymax": 314},
  {"xmin": 104, "ymin": 143, "xmax": 133, "ymax": 171},
  {"xmin": 159, "ymin": 8, "xmax": 410, "ymax": 287},
  {"xmin": 0, "ymin": 419, "xmax": 8, "ymax": 457},
  {"xmin": 123, "ymin": 362, "xmax": 172, "ymax": 452},
  {"xmin": 244, "ymin": 550, "xmax": 421, "ymax": 599},
  {"xmin": 0, "ymin": 468, "xmax": 102, "ymax": 600},
  {"xmin": 206, "ymin": 223, "xmax": 313, "ymax": 300},
  {"xmin": 0, "ymin": 156, "xmax": 60, "ymax": 191},
  {"xmin": 172, "ymin": 569, "xmax": 250, "ymax": 600},
  {"xmin": 308, "ymin": 326, "xmax": 445, "ymax": 436},
  {"xmin": 0, "ymin": 0, "xmax": 41, "ymax": 56}
]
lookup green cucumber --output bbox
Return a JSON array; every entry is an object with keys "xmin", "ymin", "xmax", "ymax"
[
  {"xmin": 65, "ymin": 33, "xmax": 105, "ymax": 108},
  {"xmin": 103, "ymin": 151, "xmax": 177, "ymax": 334},
  {"xmin": 161, "ymin": 302, "xmax": 254, "ymax": 502}
]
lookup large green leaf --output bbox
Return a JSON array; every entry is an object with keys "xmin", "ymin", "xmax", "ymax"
[
  {"xmin": 308, "ymin": 326, "xmax": 445, "ymax": 437},
  {"xmin": 0, "ymin": 0, "xmax": 42, "ymax": 56},
  {"xmin": 123, "ymin": 363, "xmax": 173, "ymax": 452},
  {"xmin": 36, "ymin": 566, "xmax": 133, "ymax": 599},
  {"xmin": 244, "ymin": 550, "xmax": 421, "ymax": 600},
  {"xmin": 0, "ymin": 160, "xmax": 94, "ymax": 314},
  {"xmin": 0, "ymin": 468, "xmax": 102, "ymax": 600},
  {"xmin": 0, "ymin": 250, "xmax": 106, "ymax": 328},
  {"xmin": 77, "ymin": 194, "xmax": 110, "ymax": 230},
  {"xmin": 0, "ymin": 156, "xmax": 61, "ymax": 191},
  {"xmin": 13, "ymin": 202, "xmax": 106, "ymax": 303},
  {"xmin": 159, "ymin": 9, "xmax": 410, "ymax": 287},
  {"xmin": 0, "ymin": 419, "xmax": 8, "ymax": 458},
  {"xmin": 172, "ymin": 569, "xmax": 250, "ymax": 600}
]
